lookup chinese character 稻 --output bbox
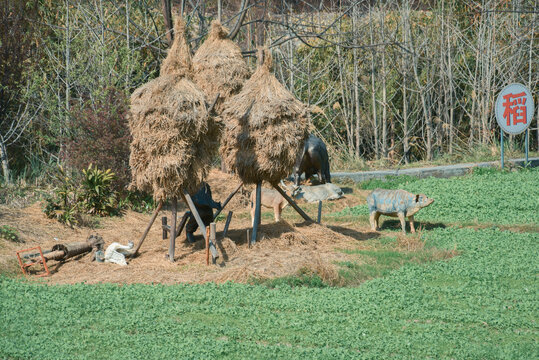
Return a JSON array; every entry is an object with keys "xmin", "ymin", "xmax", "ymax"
[{"xmin": 502, "ymin": 92, "xmax": 527, "ymax": 126}]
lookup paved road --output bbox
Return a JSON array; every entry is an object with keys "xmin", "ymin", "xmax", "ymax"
[{"xmin": 332, "ymin": 157, "xmax": 539, "ymax": 183}]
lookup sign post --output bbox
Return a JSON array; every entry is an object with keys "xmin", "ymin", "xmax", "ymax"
[{"xmin": 495, "ymin": 83, "xmax": 534, "ymax": 169}]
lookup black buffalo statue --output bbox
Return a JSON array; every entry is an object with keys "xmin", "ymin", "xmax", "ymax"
[
  {"xmin": 185, "ymin": 182, "xmax": 221, "ymax": 243},
  {"xmin": 293, "ymin": 134, "xmax": 331, "ymax": 186}
]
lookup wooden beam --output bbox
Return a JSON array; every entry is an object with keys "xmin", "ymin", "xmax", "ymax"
[
  {"xmin": 181, "ymin": 190, "xmax": 219, "ymax": 261},
  {"xmin": 130, "ymin": 201, "xmax": 163, "ymax": 258},
  {"xmin": 169, "ymin": 197, "xmax": 177, "ymax": 262},
  {"xmin": 162, "ymin": 216, "xmax": 168, "ymax": 239},
  {"xmin": 212, "ymin": 182, "xmax": 242, "ymax": 221},
  {"xmin": 205, "ymin": 226, "xmax": 210, "ymax": 265},
  {"xmin": 317, "ymin": 200, "xmax": 322, "ymax": 224},
  {"xmin": 251, "ymin": 182, "xmax": 262, "ymax": 244},
  {"xmin": 272, "ymin": 184, "xmax": 314, "ymax": 223},
  {"xmin": 209, "ymin": 223, "xmax": 216, "ymax": 265},
  {"xmin": 222, "ymin": 211, "xmax": 233, "ymax": 239},
  {"xmin": 175, "ymin": 211, "xmax": 190, "ymax": 238}
]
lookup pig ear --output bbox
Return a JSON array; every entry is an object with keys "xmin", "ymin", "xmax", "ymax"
[{"xmin": 415, "ymin": 194, "xmax": 420, "ymax": 203}]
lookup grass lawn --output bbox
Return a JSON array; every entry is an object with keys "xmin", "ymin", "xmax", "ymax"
[{"xmin": 1, "ymin": 168, "xmax": 537, "ymax": 359}]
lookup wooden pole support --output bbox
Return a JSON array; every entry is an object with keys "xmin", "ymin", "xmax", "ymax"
[
  {"xmin": 162, "ymin": 216, "xmax": 168, "ymax": 239},
  {"xmin": 205, "ymin": 226, "xmax": 210, "ymax": 265},
  {"xmin": 210, "ymin": 223, "xmax": 216, "ymax": 265},
  {"xmin": 251, "ymin": 182, "xmax": 262, "ymax": 245},
  {"xmin": 131, "ymin": 201, "xmax": 163, "ymax": 258},
  {"xmin": 222, "ymin": 211, "xmax": 233, "ymax": 239},
  {"xmin": 272, "ymin": 184, "xmax": 314, "ymax": 223},
  {"xmin": 169, "ymin": 197, "xmax": 177, "ymax": 262},
  {"xmin": 213, "ymin": 182, "xmax": 242, "ymax": 221},
  {"xmin": 182, "ymin": 190, "xmax": 219, "ymax": 261},
  {"xmin": 175, "ymin": 211, "xmax": 189, "ymax": 238},
  {"xmin": 317, "ymin": 200, "xmax": 322, "ymax": 224}
]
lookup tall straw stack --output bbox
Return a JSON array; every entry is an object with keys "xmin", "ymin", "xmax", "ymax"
[
  {"xmin": 129, "ymin": 16, "xmax": 219, "ymax": 201},
  {"xmin": 220, "ymin": 49, "xmax": 309, "ymax": 185},
  {"xmin": 192, "ymin": 20, "xmax": 251, "ymax": 114}
]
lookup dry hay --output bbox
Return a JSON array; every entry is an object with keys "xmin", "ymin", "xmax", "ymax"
[
  {"xmin": 220, "ymin": 48, "xmax": 309, "ymax": 185},
  {"xmin": 129, "ymin": 16, "xmax": 219, "ymax": 200},
  {"xmin": 192, "ymin": 20, "xmax": 251, "ymax": 114},
  {"xmin": 160, "ymin": 16, "xmax": 191, "ymax": 77}
]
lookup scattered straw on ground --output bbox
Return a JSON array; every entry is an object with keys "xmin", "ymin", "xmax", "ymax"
[{"xmin": 1, "ymin": 171, "xmax": 378, "ymax": 285}]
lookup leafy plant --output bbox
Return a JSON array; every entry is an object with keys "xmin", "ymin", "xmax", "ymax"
[
  {"xmin": 43, "ymin": 165, "xmax": 80, "ymax": 226},
  {"xmin": 121, "ymin": 190, "xmax": 155, "ymax": 213},
  {"xmin": 0, "ymin": 225, "xmax": 21, "ymax": 242},
  {"xmin": 79, "ymin": 164, "xmax": 118, "ymax": 216},
  {"xmin": 43, "ymin": 164, "xmax": 121, "ymax": 226}
]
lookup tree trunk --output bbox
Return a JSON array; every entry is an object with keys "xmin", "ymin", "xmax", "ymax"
[
  {"xmin": 161, "ymin": 0, "xmax": 173, "ymax": 45},
  {"xmin": 380, "ymin": 6, "xmax": 388, "ymax": 159},
  {"xmin": 0, "ymin": 139, "xmax": 10, "ymax": 184},
  {"xmin": 369, "ymin": 7, "xmax": 379, "ymax": 159},
  {"xmin": 352, "ymin": 5, "xmax": 361, "ymax": 159}
]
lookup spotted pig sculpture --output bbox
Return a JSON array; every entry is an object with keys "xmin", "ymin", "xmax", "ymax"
[{"xmin": 366, "ymin": 189, "xmax": 434, "ymax": 234}]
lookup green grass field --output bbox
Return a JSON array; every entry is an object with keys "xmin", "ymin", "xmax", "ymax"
[
  {"xmin": 333, "ymin": 167, "xmax": 539, "ymax": 226},
  {"xmin": 1, "ymin": 168, "xmax": 538, "ymax": 359}
]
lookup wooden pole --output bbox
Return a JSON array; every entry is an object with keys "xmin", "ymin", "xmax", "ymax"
[
  {"xmin": 246, "ymin": 229, "xmax": 250, "ymax": 248},
  {"xmin": 222, "ymin": 211, "xmax": 233, "ymax": 238},
  {"xmin": 210, "ymin": 223, "xmax": 216, "ymax": 264},
  {"xmin": 205, "ymin": 226, "xmax": 210, "ymax": 265},
  {"xmin": 272, "ymin": 184, "xmax": 314, "ymax": 222},
  {"xmin": 169, "ymin": 197, "xmax": 177, "ymax": 262},
  {"xmin": 162, "ymin": 216, "xmax": 168, "ymax": 239},
  {"xmin": 212, "ymin": 183, "xmax": 242, "ymax": 221},
  {"xmin": 181, "ymin": 190, "xmax": 219, "ymax": 260},
  {"xmin": 317, "ymin": 200, "xmax": 322, "ymax": 224},
  {"xmin": 251, "ymin": 182, "xmax": 262, "ymax": 245},
  {"xmin": 130, "ymin": 201, "xmax": 163, "ymax": 258},
  {"xmin": 175, "ymin": 211, "xmax": 189, "ymax": 238}
]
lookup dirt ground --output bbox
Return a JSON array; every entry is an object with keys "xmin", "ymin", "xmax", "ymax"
[{"xmin": 0, "ymin": 169, "xmax": 377, "ymax": 285}]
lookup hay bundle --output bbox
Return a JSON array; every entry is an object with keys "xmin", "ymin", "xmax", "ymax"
[
  {"xmin": 129, "ymin": 16, "xmax": 219, "ymax": 201},
  {"xmin": 192, "ymin": 20, "xmax": 251, "ymax": 113},
  {"xmin": 220, "ymin": 49, "xmax": 309, "ymax": 185}
]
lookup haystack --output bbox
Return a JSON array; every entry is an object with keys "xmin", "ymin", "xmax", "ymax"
[
  {"xmin": 220, "ymin": 49, "xmax": 309, "ymax": 185},
  {"xmin": 129, "ymin": 16, "xmax": 219, "ymax": 201},
  {"xmin": 192, "ymin": 21, "xmax": 251, "ymax": 114}
]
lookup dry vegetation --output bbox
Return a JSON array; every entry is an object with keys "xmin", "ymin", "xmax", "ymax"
[{"xmin": 0, "ymin": 169, "xmax": 384, "ymax": 285}]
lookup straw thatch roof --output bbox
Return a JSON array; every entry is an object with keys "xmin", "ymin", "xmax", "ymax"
[
  {"xmin": 220, "ymin": 49, "xmax": 309, "ymax": 185},
  {"xmin": 192, "ymin": 21, "xmax": 251, "ymax": 114},
  {"xmin": 129, "ymin": 16, "xmax": 219, "ymax": 201}
]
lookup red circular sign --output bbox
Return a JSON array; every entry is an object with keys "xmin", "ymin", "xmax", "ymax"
[{"xmin": 495, "ymin": 83, "xmax": 535, "ymax": 135}]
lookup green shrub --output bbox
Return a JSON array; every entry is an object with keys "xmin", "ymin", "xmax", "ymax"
[
  {"xmin": 43, "ymin": 164, "xmax": 121, "ymax": 226},
  {"xmin": 120, "ymin": 190, "xmax": 155, "ymax": 213},
  {"xmin": 0, "ymin": 225, "xmax": 21, "ymax": 242},
  {"xmin": 79, "ymin": 164, "xmax": 119, "ymax": 216},
  {"xmin": 43, "ymin": 165, "xmax": 80, "ymax": 227}
]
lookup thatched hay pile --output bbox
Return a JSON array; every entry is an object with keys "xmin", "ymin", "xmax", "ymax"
[
  {"xmin": 220, "ymin": 49, "xmax": 309, "ymax": 185},
  {"xmin": 129, "ymin": 16, "xmax": 219, "ymax": 200},
  {"xmin": 192, "ymin": 20, "xmax": 251, "ymax": 113}
]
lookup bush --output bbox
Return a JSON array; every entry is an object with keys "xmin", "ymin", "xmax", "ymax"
[
  {"xmin": 43, "ymin": 164, "xmax": 120, "ymax": 226},
  {"xmin": 0, "ymin": 225, "xmax": 21, "ymax": 243},
  {"xmin": 63, "ymin": 88, "xmax": 131, "ymax": 191},
  {"xmin": 43, "ymin": 165, "xmax": 80, "ymax": 227},
  {"xmin": 79, "ymin": 164, "xmax": 119, "ymax": 216}
]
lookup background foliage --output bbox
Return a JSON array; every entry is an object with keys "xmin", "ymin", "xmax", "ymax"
[{"xmin": 1, "ymin": 0, "xmax": 538, "ymax": 187}]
